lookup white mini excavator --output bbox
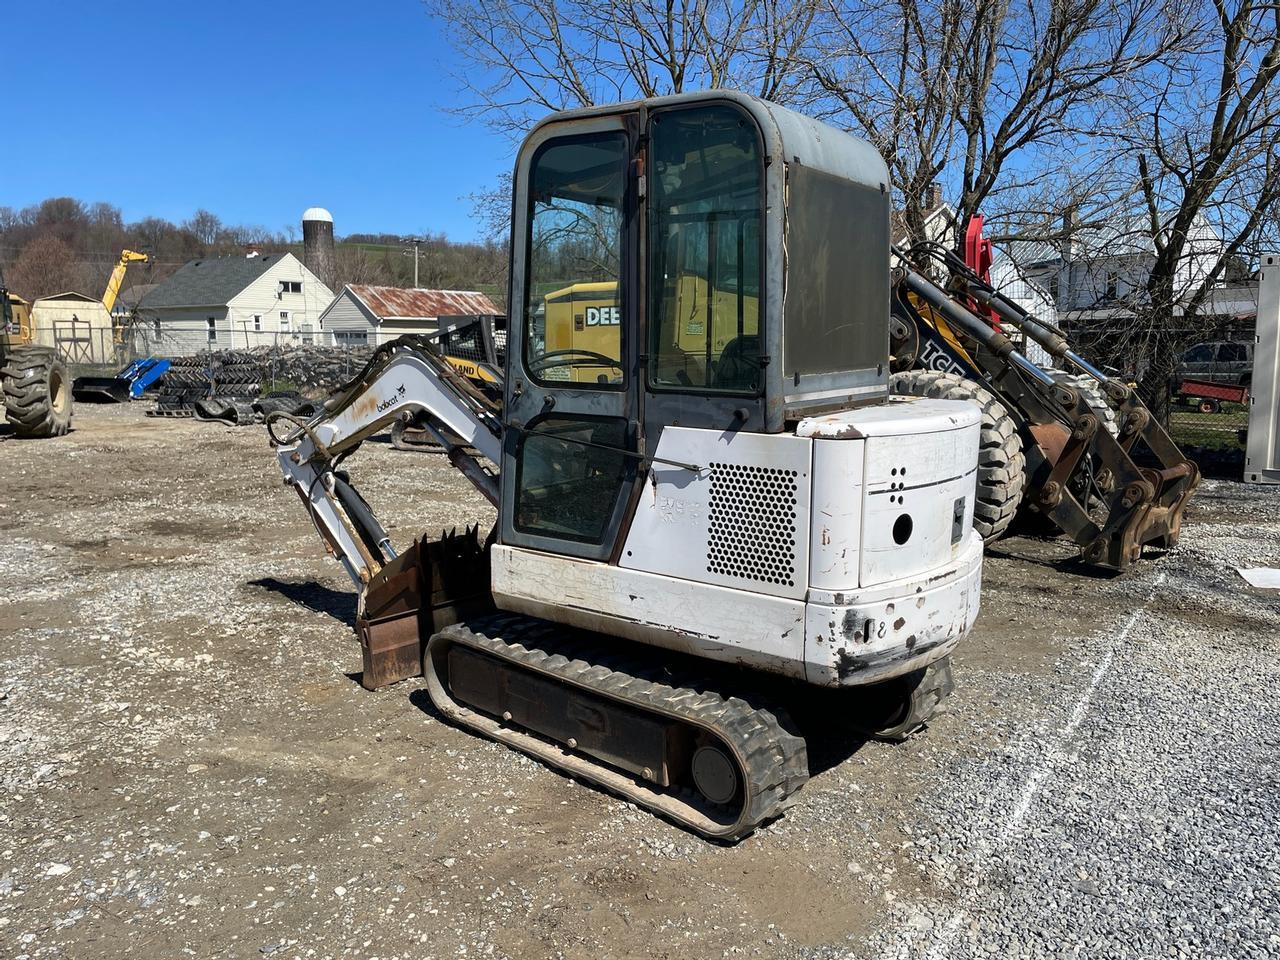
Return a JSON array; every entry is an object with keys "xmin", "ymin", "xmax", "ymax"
[{"xmin": 269, "ymin": 92, "xmax": 985, "ymax": 839}]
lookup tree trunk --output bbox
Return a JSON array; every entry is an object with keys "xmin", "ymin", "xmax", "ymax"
[
  {"xmin": 1137, "ymin": 274, "xmax": 1180, "ymax": 427},
  {"xmin": 1138, "ymin": 331, "xmax": 1176, "ymax": 427}
]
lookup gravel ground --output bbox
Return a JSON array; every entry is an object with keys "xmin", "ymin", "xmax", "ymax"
[
  {"xmin": 830, "ymin": 480, "xmax": 1280, "ymax": 960},
  {"xmin": 1, "ymin": 404, "xmax": 1277, "ymax": 959}
]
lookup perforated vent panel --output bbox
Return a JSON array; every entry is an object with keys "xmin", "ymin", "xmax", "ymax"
[
  {"xmin": 620, "ymin": 427, "xmax": 811, "ymax": 601},
  {"xmin": 706, "ymin": 463, "xmax": 798, "ymax": 587}
]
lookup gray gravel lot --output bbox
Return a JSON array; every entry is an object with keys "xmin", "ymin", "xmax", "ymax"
[{"xmin": 1, "ymin": 404, "xmax": 1277, "ymax": 959}]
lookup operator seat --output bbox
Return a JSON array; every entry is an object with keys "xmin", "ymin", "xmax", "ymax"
[{"xmin": 713, "ymin": 335, "xmax": 762, "ymax": 392}]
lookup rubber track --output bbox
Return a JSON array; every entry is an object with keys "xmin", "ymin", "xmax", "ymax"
[{"xmin": 429, "ymin": 613, "xmax": 809, "ymax": 840}]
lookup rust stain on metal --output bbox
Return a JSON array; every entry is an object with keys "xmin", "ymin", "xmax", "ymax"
[
  {"xmin": 1029, "ymin": 421, "xmax": 1070, "ymax": 465},
  {"xmin": 351, "ymin": 392, "xmax": 380, "ymax": 420},
  {"xmin": 348, "ymin": 284, "xmax": 500, "ymax": 321}
]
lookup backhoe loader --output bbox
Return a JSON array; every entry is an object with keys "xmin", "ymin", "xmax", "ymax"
[
  {"xmin": 270, "ymin": 92, "xmax": 985, "ymax": 839},
  {"xmin": 1, "ymin": 266, "xmax": 73, "ymax": 438},
  {"xmin": 889, "ymin": 238, "xmax": 1199, "ymax": 570}
]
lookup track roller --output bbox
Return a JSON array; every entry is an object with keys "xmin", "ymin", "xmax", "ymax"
[{"xmin": 422, "ymin": 614, "xmax": 809, "ymax": 841}]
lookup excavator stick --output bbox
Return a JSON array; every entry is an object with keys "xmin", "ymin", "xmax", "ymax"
[{"xmin": 893, "ymin": 241, "xmax": 1199, "ymax": 571}]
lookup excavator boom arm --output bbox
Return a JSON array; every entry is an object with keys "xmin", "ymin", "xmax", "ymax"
[
  {"xmin": 271, "ymin": 339, "xmax": 502, "ymax": 591},
  {"xmin": 102, "ymin": 250, "xmax": 150, "ymax": 315}
]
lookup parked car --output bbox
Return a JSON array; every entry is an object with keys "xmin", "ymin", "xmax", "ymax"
[{"xmin": 1175, "ymin": 340, "xmax": 1253, "ymax": 387}]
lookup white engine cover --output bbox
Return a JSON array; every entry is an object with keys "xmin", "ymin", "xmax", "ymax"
[
  {"xmin": 492, "ymin": 396, "xmax": 984, "ymax": 687},
  {"xmin": 799, "ymin": 396, "xmax": 980, "ymax": 589}
]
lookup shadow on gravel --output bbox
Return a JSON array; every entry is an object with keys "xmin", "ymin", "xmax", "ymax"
[
  {"xmin": 793, "ymin": 722, "xmax": 870, "ymax": 777},
  {"xmin": 407, "ymin": 688, "xmax": 446, "ymax": 721},
  {"xmin": 249, "ymin": 577, "xmax": 357, "ymax": 627},
  {"xmin": 985, "ymin": 538, "xmax": 1121, "ymax": 578}
]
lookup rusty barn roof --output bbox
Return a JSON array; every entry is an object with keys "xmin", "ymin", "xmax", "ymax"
[{"xmin": 348, "ymin": 285, "xmax": 500, "ymax": 320}]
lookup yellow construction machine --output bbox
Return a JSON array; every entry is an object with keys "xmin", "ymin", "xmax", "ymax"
[
  {"xmin": 103, "ymin": 249, "xmax": 151, "ymax": 346},
  {"xmin": 1, "ymin": 266, "xmax": 72, "ymax": 437}
]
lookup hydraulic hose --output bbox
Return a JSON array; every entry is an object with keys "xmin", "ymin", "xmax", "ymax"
[{"xmin": 896, "ymin": 266, "xmax": 1057, "ymax": 388}]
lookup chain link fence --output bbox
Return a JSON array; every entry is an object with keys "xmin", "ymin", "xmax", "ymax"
[
  {"xmin": 1168, "ymin": 393, "xmax": 1250, "ymax": 453},
  {"xmin": 25, "ymin": 319, "xmax": 1256, "ymax": 473}
]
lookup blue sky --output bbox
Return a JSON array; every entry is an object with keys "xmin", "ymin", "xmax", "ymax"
[{"xmin": 1, "ymin": 1, "xmax": 513, "ymax": 241}]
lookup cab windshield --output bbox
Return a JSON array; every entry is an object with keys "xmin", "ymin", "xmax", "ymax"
[{"xmin": 648, "ymin": 105, "xmax": 764, "ymax": 394}]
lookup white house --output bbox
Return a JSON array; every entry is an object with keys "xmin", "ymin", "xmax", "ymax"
[
  {"xmin": 994, "ymin": 212, "xmax": 1228, "ymax": 319},
  {"xmin": 319, "ymin": 284, "xmax": 501, "ymax": 347},
  {"xmin": 137, "ymin": 252, "xmax": 333, "ymax": 354},
  {"xmin": 890, "ymin": 185, "xmax": 957, "ymax": 259}
]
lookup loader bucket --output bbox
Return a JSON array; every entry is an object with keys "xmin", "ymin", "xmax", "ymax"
[
  {"xmin": 355, "ymin": 526, "xmax": 494, "ymax": 690},
  {"xmin": 72, "ymin": 376, "xmax": 132, "ymax": 403}
]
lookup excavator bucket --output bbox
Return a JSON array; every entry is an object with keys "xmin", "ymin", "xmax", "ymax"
[{"xmin": 356, "ymin": 525, "xmax": 494, "ymax": 689}]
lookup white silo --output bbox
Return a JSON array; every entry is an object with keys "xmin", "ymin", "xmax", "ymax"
[{"xmin": 302, "ymin": 207, "xmax": 336, "ymax": 289}]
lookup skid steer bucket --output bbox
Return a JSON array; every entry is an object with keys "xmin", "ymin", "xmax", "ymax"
[
  {"xmin": 356, "ymin": 525, "xmax": 494, "ymax": 689},
  {"xmin": 72, "ymin": 376, "xmax": 132, "ymax": 403},
  {"xmin": 73, "ymin": 357, "xmax": 171, "ymax": 403}
]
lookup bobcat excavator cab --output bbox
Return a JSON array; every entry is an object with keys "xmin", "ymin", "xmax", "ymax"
[{"xmin": 270, "ymin": 92, "xmax": 984, "ymax": 839}]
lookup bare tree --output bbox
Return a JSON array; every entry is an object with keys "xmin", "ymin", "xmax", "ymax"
[
  {"xmin": 427, "ymin": 0, "xmax": 818, "ymax": 135},
  {"xmin": 184, "ymin": 209, "xmax": 223, "ymax": 247},
  {"xmin": 133, "ymin": 217, "xmax": 175, "ymax": 257},
  {"xmin": 425, "ymin": 0, "xmax": 819, "ymax": 236},
  {"xmin": 1081, "ymin": 0, "xmax": 1280, "ymax": 418},
  {"xmin": 333, "ymin": 245, "xmax": 393, "ymax": 289},
  {"xmin": 7, "ymin": 234, "xmax": 84, "ymax": 301},
  {"xmin": 804, "ymin": 0, "xmax": 1188, "ymax": 244}
]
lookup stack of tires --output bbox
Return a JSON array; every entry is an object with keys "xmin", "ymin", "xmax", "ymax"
[
  {"xmin": 150, "ymin": 351, "xmax": 268, "ymax": 417},
  {"xmin": 150, "ymin": 355, "xmax": 211, "ymax": 416},
  {"xmin": 210, "ymin": 352, "xmax": 264, "ymax": 399}
]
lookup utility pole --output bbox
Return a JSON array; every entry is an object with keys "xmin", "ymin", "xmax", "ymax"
[{"xmin": 406, "ymin": 237, "xmax": 423, "ymax": 288}]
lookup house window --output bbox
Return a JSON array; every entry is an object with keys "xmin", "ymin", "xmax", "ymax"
[
  {"xmin": 153, "ymin": 319, "xmax": 161, "ymax": 336},
  {"xmin": 280, "ymin": 311, "xmax": 291, "ymax": 328},
  {"xmin": 1048, "ymin": 274, "xmax": 1059, "ymax": 301},
  {"xmin": 253, "ymin": 315, "xmax": 262, "ymax": 332},
  {"xmin": 280, "ymin": 280, "xmax": 302, "ymax": 294},
  {"xmin": 207, "ymin": 317, "xmax": 216, "ymax": 343},
  {"xmin": 1105, "ymin": 272, "xmax": 1118, "ymax": 301}
]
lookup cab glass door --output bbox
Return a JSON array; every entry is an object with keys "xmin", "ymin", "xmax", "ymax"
[{"xmin": 506, "ymin": 129, "xmax": 635, "ymax": 555}]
